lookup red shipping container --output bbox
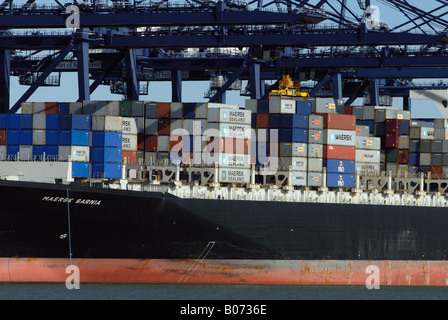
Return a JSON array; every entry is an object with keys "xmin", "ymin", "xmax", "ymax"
[
  {"xmin": 137, "ymin": 133, "xmax": 145, "ymax": 150},
  {"xmin": 323, "ymin": 145, "xmax": 355, "ymax": 160},
  {"xmin": 431, "ymin": 166, "xmax": 443, "ymax": 179},
  {"xmin": 45, "ymin": 102, "xmax": 58, "ymax": 114},
  {"xmin": 397, "ymin": 149, "xmax": 409, "ymax": 164},
  {"xmin": 157, "ymin": 118, "xmax": 170, "ymax": 135},
  {"xmin": 321, "ymin": 113, "xmax": 356, "ymax": 130},
  {"xmin": 344, "ymin": 106, "xmax": 353, "ymax": 115},
  {"xmin": 385, "ymin": 132, "xmax": 399, "ymax": 148},
  {"xmin": 0, "ymin": 129, "xmax": 6, "ymax": 145},
  {"xmin": 122, "ymin": 151, "xmax": 138, "ymax": 166},
  {"xmin": 157, "ymin": 102, "xmax": 171, "ymax": 118},
  {"xmin": 256, "ymin": 114, "xmax": 269, "ymax": 128},
  {"xmin": 385, "ymin": 119, "xmax": 399, "ymax": 133},
  {"xmin": 144, "ymin": 135, "xmax": 157, "ymax": 152}
]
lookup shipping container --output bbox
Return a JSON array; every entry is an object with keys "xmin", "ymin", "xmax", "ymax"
[
  {"xmin": 206, "ymin": 123, "xmax": 251, "ymax": 140},
  {"xmin": 398, "ymin": 120, "xmax": 410, "ymax": 135},
  {"xmin": 323, "ymin": 129, "xmax": 356, "ymax": 146},
  {"xmin": 69, "ymin": 102, "xmax": 83, "ymax": 114},
  {"xmin": 32, "ymin": 145, "xmax": 44, "ymax": 160},
  {"xmin": 44, "ymin": 102, "xmax": 58, "ymax": 114},
  {"xmin": 386, "ymin": 148, "xmax": 398, "ymax": 163},
  {"xmin": 431, "ymin": 140, "xmax": 443, "ymax": 153},
  {"xmin": 355, "ymin": 136, "xmax": 381, "ymax": 150},
  {"xmin": 410, "ymin": 120, "xmax": 434, "ymax": 127},
  {"xmin": 20, "ymin": 114, "xmax": 33, "ymax": 129},
  {"xmin": 72, "ymin": 114, "xmax": 92, "ymax": 131},
  {"xmin": 308, "ymin": 143, "xmax": 323, "ymax": 158},
  {"xmin": 356, "ymin": 149, "xmax": 381, "ymax": 163},
  {"xmin": 296, "ymin": 100, "xmax": 312, "ymax": 115},
  {"xmin": 385, "ymin": 119, "xmax": 399, "ymax": 133},
  {"xmin": 308, "ymin": 158, "xmax": 323, "ymax": 172},
  {"xmin": 256, "ymin": 113, "xmax": 269, "ymax": 128},
  {"xmin": 322, "ymin": 114, "xmax": 356, "ymax": 130},
  {"xmin": 398, "ymin": 135, "xmax": 410, "ymax": 149},
  {"xmin": 157, "ymin": 135, "xmax": 170, "ymax": 152},
  {"xmin": 122, "ymin": 150, "xmax": 138, "ymax": 166},
  {"xmin": 32, "ymin": 114, "xmax": 45, "ymax": 130},
  {"xmin": 385, "ymin": 132, "xmax": 399, "ymax": 148},
  {"xmin": 157, "ymin": 118, "xmax": 171, "ymax": 135},
  {"xmin": 397, "ymin": 149, "xmax": 409, "ymax": 164},
  {"xmin": 6, "ymin": 130, "xmax": 19, "ymax": 145},
  {"xmin": 308, "ymin": 130, "xmax": 323, "ymax": 144},
  {"xmin": 280, "ymin": 114, "xmax": 308, "ymax": 128},
  {"xmin": 7, "ymin": 114, "xmax": 20, "ymax": 129},
  {"xmin": 420, "ymin": 140, "xmax": 431, "ymax": 153},
  {"xmin": 92, "ymin": 131, "xmax": 122, "ymax": 147},
  {"xmin": 0, "ymin": 129, "xmax": 6, "ymax": 145},
  {"xmin": 410, "ymin": 127, "xmax": 435, "ymax": 140},
  {"xmin": 409, "ymin": 140, "xmax": 420, "ymax": 153},
  {"xmin": 218, "ymin": 168, "xmax": 250, "ymax": 184},
  {"xmin": 257, "ymin": 100, "xmax": 269, "ymax": 114},
  {"xmin": 208, "ymin": 109, "xmax": 251, "ymax": 124},
  {"xmin": 91, "ymin": 147, "xmax": 122, "ymax": 163},
  {"xmin": 58, "ymin": 130, "xmax": 71, "ymax": 146},
  {"xmin": 157, "ymin": 102, "xmax": 171, "ymax": 118},
  {"xmin": 292, "ymin": 143, "xmax": 308, "ymax": 157},
  {"xmin": 122, "ymin": 134, "xmax": 138, "ymax": 151},
  {"xmin": 59, "ymin": 114, "xmax": 72, "ymax": 130},
  {"xmin": 92, "ymin": 115, "xmax": 123, "ymax": 132},
  {"xmin": 19, "ymin": 145, "xmax": 32, "ymax": 161},
  {"xmin": 308, "ymin": 115, "xmax": 323, "ymax": 130},
  {"xmin": 307, "ymin": 172, "xmax": 323, "ymax": 187},
  {"xmin": 91, "ymin": 162, "xmax": 122, "ymax": 179},
  {"xmin": 245, "ymin": 99, "xmax": 258, "ymax": 113},
  {"xmin": 0, "ymin": 114, "xmax": 7, "ymax": 129},
  {"xmin": 131, "ymin": 101, "xmax": 144, "ymax": 117},
  {"xmin": 19, "ymin": 130, "xmax": 32, "ymax": 145},
  {"xmin": 327, "ymin": 173, "xmax": 355, "ymax": 188},
  {"xmin": 290, "ymin": 171, "xmax": 307, "ymax": 186},
  {"xmin": 325, "ymin": 159, "xmax": 356, "ymax": 174},
  {"xmin": 44, "ymin": 145, "xmax": 58, "ymax": 161},
  {"xmin": 431, "ymin": 165, "xmax": 443, "ymax": 178},
  {"xmin": 363, "ymin": 120, "xmax": 374, "ymax": 134},
  {"xmin": 144, "ymin": 135, "xmax": 157, "ymax": 152},
  {"xmin": 420, "ymin": 153, "xmax": 432, "ymax": 166},
  {"xmin": 119, "ymin": 101, "xmax": 131, "ymax": 116},
  {"xmin": 21, "ymin": 102, "xmax": 33, "ymax": 114},
  {"xmin": 432, "ymin": 153, "xmax": 443, "ymax": 166},
  {"xmin": 268, "ymin": 114, "xmax": 281, "ymax": 128},
  {"xmin": 72, "ymin": 162, "xmax": 90, "ymax": 178},
  {"xmin": 6, "ymin": 145, "xmax": 19, "ymax": 159},
  {"xmin": 145, "ymin": 102, "xmax": 158, "ymax": 119},
  {"xmin": 409, "ymin": 152, "xmax": 419, "ymax": 166},
  {"xmin": 213, "ymin": 153, "xmax": 250, "ymax": 168},
  {"xmin": 313, "ymin": 98, "xmax": 336, "ymax": 114},
  {"xmin": 355, "ymin": 125, "xmax": 370, "ymax": 137},
  {"xmin": 71, "ymin": 130, "xmax": 90, "ymax": 146},
  {"xmin": 355, "ymin": 163, "xmax": 380, "ymax": 175},
  {"xmin": 323, "ymin": 145, "xmax": 356, "ymax": 160},
  {"xmin": 63, "ymin": 146, "xmax": 90, "ymax": 162},
  {"xmin": 269, "ymin": 97, "xmax": 296, "ymax": 114}
]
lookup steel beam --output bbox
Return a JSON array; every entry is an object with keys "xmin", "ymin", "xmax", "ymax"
[
  {"xmin": 369, "ymin": 80, "xmax": 380, "ymax": 106},
  {"xmin": 89, "ymin": 52, "xmax": 124, "ymax": 95},
  {"xmin": 209, "ymin": 62, "xmax": 248, "ymax": 103},
  {"xmin": 76, "ymin": 41, "xmax": 90, "ymax": 101},
  {"xmin": 0, "ymin": 50, "xmax": 10, "ymax": 113},
  {"xmin": 171, "ymin": 70, "xmax": 182, "ymax": 102},
  {"xmin": 309, "ymin": 74, "xmax": 331, "ymax": 97},
  {"xmin": 124, "ymin": 49, "xmax": 139, "ymax": 101},
  {"xmin": 249, "ymin": 62, "xmax": 262, "ymax": 100}
]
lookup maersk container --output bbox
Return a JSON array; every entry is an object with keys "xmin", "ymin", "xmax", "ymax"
[
  {"xmin": 280, "ymin": 114, "xmax": 308, "ymax": 129},
  {"xmin": 6, "ymin": 130, "xmax": 19, "ymax": 145},
  {"xmin": 291, "ymin": 171, "xmax": 307, "ymax": 186},
  {"xmin": 19, "ymin": 130, "xmax": 32, "ymax": 145},
  {"xmin": 289, "ymin": 157, "xmax": 307, "ymax": 171},
  {"xmin": 46, "ymin": 114, "xmax": 59, "ymax": 130},
  {"xmin": 72, "ymin": 162, "xmax": 90, "ymax": 178},
  {"xmin": 324, "ymin": 129, "xmax": 356, "ymax": 146},
  {"xmin": 20, "ymin": 114, "xmax": 33, "ymax": 129},
  {"xmin": 206, "ymin": 123, "xmax": 251, "ymax": 140},
  {"xmin": 208, "ymin": 109, "xmax": 251, "ymax": 125},
  {"xmin": 325, "ymin": 159, "xmax": 356, "ymax": 174},
  {"xmin": 122, "ymin": 134, "xmax": 138, "ymax": 151},
  {"xmin": 296, "ymin": 100, "xmax": 312, "ymax": 115},
  {"xmin": 122, "ymin": 117, "xmax": 138, "ymax": 134},
  {"xmin": 6, "ymin": 114, "xmax": 20, "ymax": 129},
  {"xmin": 72, "ymin": 114, "xmax": 92, "ymax": 131},
  {"xmin": 218, "ymin": 168, "xmax": 250, "ymax": 184},
  {"xmin": 71, "ymin": 130, "xmax": 90, "ymax": 146},
  {"xmin": 91, "ymin": 131, "xmax": 122, "ymax": 148},
  {"xmin": 327, "ymin": 173, "xmax": 355, "ymax": 188},
  {"xmin": 91, "ymin": 147, "xmax": 122, "ymax": 163}
]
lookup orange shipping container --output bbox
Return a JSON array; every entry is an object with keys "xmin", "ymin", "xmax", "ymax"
[
  {"xmin": 256, "ymin": 114, "xmax": 269, "ymax": 128},
  {"xmin": 144, "ymin": 135, "xmax": 157, "ymax": 152},
  {"xmin": 45, "ymin": 102, "xmax": 58, "ymax": 114},
  {"xmin": 122, "ymin": 151, "xmax": 138, "ymax": 166},
  {"xmin": 323, "ymin": 145, "xmax": 356, "ymax": 160},
  {"xmin": 157, "ymin": 102, "xmax": 171, "ymax": 118},
  {"xmin": 0, "ymin": 130, "xmax": 6, "ymax": 145},
  {"xmin": 321, "ymin": 113, "xmax": 356, "ymax": 130}
]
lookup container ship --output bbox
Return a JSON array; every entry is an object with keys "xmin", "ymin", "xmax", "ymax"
[{"xmin": 2, "ymin": 97, "xmax": 448, "ymax": 286}]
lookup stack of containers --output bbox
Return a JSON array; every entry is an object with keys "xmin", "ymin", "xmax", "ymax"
[
  {"xmin": 91, "ymin": 115, "xmax": 123, "ymax": 179},
  {"xmin": 0, "ymin": 114, "xmax": 6, "ymax": 160},
  {"xmin": 410, "ymin": 121, "xmax": 435, "ymax": 175},
  {"xmin": 144, "ymin": 101, "xmax": 158, "ymax": 162},
  {"xmin": 322, "ymin": 113, "xmax": 356, "ymax": 188},
  {"xmin": 355, "ymin": 126, "xmax": 381, "ymax": 176},
  {"xmin": 431, "ymin": 119, "xmax": 446, "ymax": 178},
  {"xmin": 206, "ymin": 108, "xmax": 252, "ymax": 183},
  {"xmin": 433, "ymin": 119, "xmax": 448, "ymax": 177},
  {"xmin": 122, "ymin": 117, "xmax": 139, "ymax": 165}
]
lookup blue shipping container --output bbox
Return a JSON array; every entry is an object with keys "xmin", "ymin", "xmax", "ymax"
[
  {"xmin": 327, "ymin": 173, "xmax": 356, "ymax": 188},
  {"xmin": 281, "ymin": 114, "xmax": 308, "ymax": 128},
  {"xmin": 59, "ymin": 114, "xmax": 72, "ymax": 130},
  {"xmin": 324, "ymin": 159, "xmax": 356, "ymax": 174},
  {"xmin": 45, "ymin": 146, "xmax": 59, "ymax": 161},
  {"xmin": 409, "ymin": 152, "xmax": 419, "ymax": 166},
  {"xmin": 92, "ymin": 131, "xmax": 122, "ymax": 147},
  {"xmin": 7, "ymin": 145, "xmax": 19, "ymax": 159},
  {"xmin": 32, "ymin": 145, "xmax": 45, "ymax": 159},
  {"xmin": 279, "ymin": 128, "xmax": 308, "ymax": 143},
  {"xmin": 20, "ymin": 114, "xmax": 33, "ymax": 129},
  {"xmin": 251, "ymin": 114, "xmax": 257, "ymax": 128},
  {"xmin": 72, "ymin": 114, "xmax": 91, "ymax": 131},
  {"xmin": 19, "ymin": 130, "xmax": 33, "ymax": 145},
  {"xmin": 363, "ymin": 120, "xmax": 374, "ymax": 134},
  {"xmin": 296, "ymin": 100, "xmax": 312, "ymax": 115},
  {"xmin": 58, "ymin": 130, "xmax": 72, "ymax": 146},
  {"xmin": 6, "ymin": 129, "xmax": 19, "ymax": 145},
  {"xmin": 398, "ymin": 120, "xmax": 410, "ymax": 135},
  {"xmin": 71, "ymin": 130, "xmax": 90, "ymax": 146},
  {"xmin": 257, "ymin": 100, "xmax": 269, "ymax": 114},
  {"xmin": 92, "ymin": 162, "xmax": 122, "ymax": 179},
  {"xmin": 46, "ymin": 130, "xmax": 58, "ymax": 146},
  {"xmin": 7, "ymin": 114, "xmax": 20, "ymax": 129},
  {"xmin": 183, "ymin": 103, "xmax": 195, "ymax": 119},
  {"xmin": 0, "ymin": 114, "xmax": 6, "ymax": 129},
  {"xmin": 90, "ymin": 147, "xmax": 122, "ymax": 163},
  {"xmin": 269, "ymin": 114, "xmax": 281, "ymax": 128},
  {"xmin": 72, "ymin": 162, "xmax": 90, "ymax": 178},
  {"xmin": 46, "ymin": 114, "xmax": 59, "ymax": 130},
  {"xmin": 58, "ymin": 102, "xmax": 70, "ymax": 114}
]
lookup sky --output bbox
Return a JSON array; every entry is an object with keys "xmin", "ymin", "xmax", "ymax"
[{"xmin": 7, "ymin": 0, "xmax": 447, "ymax": 118}]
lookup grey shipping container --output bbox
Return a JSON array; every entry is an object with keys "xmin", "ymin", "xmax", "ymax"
[
  {"xmin": 351, "ymin": 106, "xmax": 363, "ymax": 120},
  {"xmin": 398, "ymin": 135, "xmax": 409, "ymax": 149},
  {"xmin": 432, "ymin": 140, "xmax": 443, "ymax": 153},
  {"xmin": 420, "ymin": 153, "xmax": 431, "ymax": 166},
  {"xmin": 244, "ymin": 99, "xmax": 258, "ymax": 113},
  {"xmin": 409, "ymin": 140, "xmax": 420, "ymax": 153},
  {"xmin": 313, "ymin": 98, "xmax": 336, "ymax": 114},
  {"xmin": 308, "ymin": 143, "xmax": 323, "ymax": 158},
  {"xmin": 280, "ymin": 143, "xmax": 293, "ymax": 157},
  {"xmin": 356, "ymin": 125, "xmax": 370, "ymax": 137},
  {"xmin": 355, "ymin": 136, "xmax": 381, "ymax": 150},
  {"xmin": 290, "ymin": 172, "xmax": 307, "ymax": 186},
  {"xmin": 291, "ymin": 143, "xmax": 308, "ymax": 157},
  {"xmin": 362, "ymin": 105, "xmax": 375, "ymax": 120},
  {"xmin": 419, "ymin": 140, "xmax": 431, "ymax": 153},
  {"xmin": 170, "ymin": 102, "xmax": 183, "ymax": 119},
  {"xmin": 308, "ymin": 115, "xmax": 324, "ymax": 130},
  {"xmin": 145, "ymin": 102, "xmax": 158, "ymax": 118},
  {"xmin": 308, "ymin": 130, "xmax": 323, "ymax": 144},
  {"xmin": 443, "ymin": 154, "xmax": 448, "ymax": 166},
  {"xmin": 131, "ymin": 101, "xmax": 145, "ymax": 117},
  {"xmin": 307, "ymin": 172, "xmax": 323, "ymax": 187},
  {"xmin": 33, "ymin": 114, "xmax": 46, "ymax": 130},
  {"xmin": 308, "ymin": 158, "xmax": 323, "ymax": 172},
  {"xmin": 432, "ymin": 153, "xmax": 443, "ymax": 166}
]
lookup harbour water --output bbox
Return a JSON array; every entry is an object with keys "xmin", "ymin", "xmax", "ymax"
[{"xmin": 2, "ymin": 283, "xmax": 448, "ymax": 300}]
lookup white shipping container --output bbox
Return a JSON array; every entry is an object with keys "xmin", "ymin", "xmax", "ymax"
[
  {"xmin": 33, "ymin": 114, "xmax": 46, "ymax": 129},
  {"xmin": 122, "ymin": 117, "xmax": 138, "ymax": 134},
  {"xmin": 0, "ymin": 145, "xmax": 6, "ymax": 160},
  {"xmin": 59, "ymin": 146, "xmax": 90, "ymax": 162},
  {"xmin": 269, "ymin": 97, "xmax": 296, "ymax": 114},
  {"xmin": 290, "ymin": 171, "xmax": 307, "ymax": 186},
  {"xmin": 206, "ymin": 123, "xmax": 251, "ymax": 139},
  {"xmin": 19, "ymin": 146, "xmax": 32, "ymax": 161},
  {"xmin": 324, "ymin": 129, "xmax": 356, "ymax": 146},
  {"xmin": 206, "ymin": 103, "xmax": 240, "ymax": 110},
  {"xmin": 290, "ymin": 157, "xmax": 307, "ymax": 171},
  {"xmin": 122, "ymin": 134, "xmax": 138, "ymax": 151},
  {"xmin": 420, "ymin": 127, "xmax": 435, "ymax": 140},
  {"xmin": 355, "ymin": 163, "xmax": 381, "ymax": 175},
  {"xmin": 209, "ymin": 153, "xmax": 250, "ymax": 168},
  {"xmin": 33, "ymin": 130, "xmax": 46, "ymax": 145},
  {"xmin": 92, "ymin": 115, "xmax": 123, "ymax": 132},
  {"xmin": 218, "ymin": 168, "xmax": 250, "ymax": 183},
  {"xmin": 356, "ymin": 149, "xmax": 381, "ymax": 163},
  {"xmin": 207, "ymin": 108, "xmax": 251, "ymax": 124}
]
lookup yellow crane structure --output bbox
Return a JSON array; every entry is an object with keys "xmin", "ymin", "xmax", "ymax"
[{"xmin": 270, "ymin": 75, "xmax": 309, "ymax": 98}]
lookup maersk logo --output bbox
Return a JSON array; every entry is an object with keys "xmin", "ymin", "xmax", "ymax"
[
  {"xmin": 329, "ymin": 132, "xmax": 335, "ymax": 142},
  {"xmin": 222, "ymin": 125, "xmax": 228, "ymax": 136},
  {"xmin": 223, "ymin": 111, "xmax": 228, "ymax": 121},
  {"xmin": 42, "ymin": 196, "xmax": 101, "ymax": 206}
]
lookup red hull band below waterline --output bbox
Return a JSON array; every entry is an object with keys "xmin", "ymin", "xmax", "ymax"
[{"xmin": 1, "ymin": 258, "xmax": 448, "ymax": 286}]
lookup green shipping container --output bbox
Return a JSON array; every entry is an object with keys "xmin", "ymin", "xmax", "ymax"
[
  {"xmin": 119, "ymin": 101, "xmax": 132, "ymax": 116},
  {"xmin": 386, "ymin": 148, "xmax": 398, "ymax": 163}
]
